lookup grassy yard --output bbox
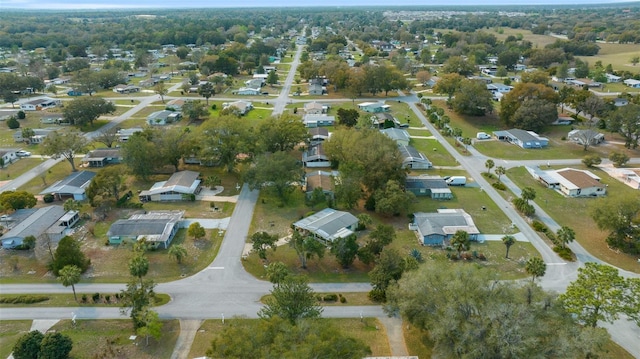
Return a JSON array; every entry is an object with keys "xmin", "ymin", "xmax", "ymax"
[
  {"xmin": 407, "ymin": 128, "xmax": 431, "ymax": 137},
  {"xmin": 0, "ymin": 320, "xmax": 32, "ymax": 359},
  {"xmin": 187, "ymin": 318, "xmax": 391, "ymax": 358},
  {"xmin": 410, "ymin": 137, "xmax": 457, "ymax": 166},
  {"xmin": 0, "ymin": 158, "xmax": 43, "ymax": 181},
  {"xmin": 506, "ymin": 166, "xmax": 640, "ymax": 273},
  {"xmin": 577, "ymin": 42, "xmax": 640, "ymax": 75},
  {"xmin": 19, "ymin": 161, "xmax": 86, "ymax": 195},
  {"xmin": 0, "ymin": 293, "xmax": 170, "ymax": 307}
]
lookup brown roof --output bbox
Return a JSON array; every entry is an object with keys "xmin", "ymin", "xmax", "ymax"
[
  {"xmin": 306, "ymin": 172, "xmax": 334, "ymax": 193},
  {"xmin": 557, "ymin": 169, "xmax": 604, "ymax": 189},
  {"xmin": 308, "ymin": 127, "xmax": 329, "ymax": 137}
]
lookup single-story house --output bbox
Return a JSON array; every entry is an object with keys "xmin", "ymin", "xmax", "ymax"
[
  {"xmin": 380, "ymin": 128, "xmax": 411, "ymax": 146},
  {"xmin": 358, "ymin": 102, "xmax": 390, "ymax": 113},
  {"xmin": 493, "ymin": 129, "xmax": 549, "ymax": 149},
  {"xmin": 139, "ymin": 170, "xmax": 201, "ymax": 202},
  {"xmin": 139, "ymin": 78, "xmax": 158, "ymax": 88},
  {"xmin": 40, "ymin": 114, "xmax": 65, "ymax": 125},
  {"xmin": 614, "ymin": 169, "xmax": 640, "ymax": 190},
  {"xmin": 568, "ymin": 129, "xmax": 605, "ymax": 146},
  {"xmin": 398, "ymin": 144, "xmax": 432, "ymax": 169},
  {"xmin": 39, "ymin": 170, "xmax": 96, "ymax": 201},
  {"xmin": 526, "ymin": 166, "xmax": 607, "ymax": 197},
  {"xmin": 0, "ymin": 148, "xmax": 19, "ymax": 166},
  {"xmin": 308, "ymin": 127, "xmax": 329, "ymax": 144},
  {"xmin": 13, "ymin": 128, "xmax": 56, "ymax": 144},
  {"xmin": 411, "ymin": 209, "xmax": 480, "ymax": 246},
  {"xmin": 147, "ymin": 110, "xmax": 182, "ymax": 125},
  {"xmin": 81, "ymin": 148, "xmax": 122, "ymax": 167},
  {"xmin": 308, "ymin": 78, "xmax": 326, "ymax": 95},
  {"xmin": 166, "ymin": 99, "xmax": 185, "ymax": 111},
  {"xmin": 304, "ymin": 171, "xmax": 336, "ymax": 199},
  {"xmin": 371, "ymin": 113, "xmax": 400, "ymax": 129},
  {"xmin": 235, "ymin": 87, "xmax": 261, "ymax": 95},
  {"xmin": 106, "ymin": 210, "xmax": 184, "ymax": 249},
  {"xmin": 304, "ymin": 102, "xmax": 328, "ymax": 114},
  {"xmin": 20, "ymin": 97, "xmax": 60, "ymax": 111},
  {"xmin": 293, "ymin": 208, "xmax": 358, "ymax": 242},
  {"xmin": 223, "ymin": 100, "xmax": 253, "ymax": 115},
  {"xmin": 116, "ymin": 127, "xmax": 144, "ymax": 142},
  {"xmin": 606, "ymin": 74, "xmax": 621, "ymax": 83},
  {"xmin": 303, "ymin": 114, "xmax": 335, "ymax": 128},
  {"xmin": 551, "ymin": 116, "xmax": 575, "ymax": 126},
  {"xmin": 0, "ymin": 206, "xmax": 76, "ymax": 249},
  {"xmin": 302, "ymin": 143, "xmax": 330, "ymax": 168},
  {"xmin": 245, "ymin": 79, "xmax": 264, "ymax": 88},
  {"xmin": 424, "ymin": 76, "xmax": 439, "ymax": 88},
  {"xmin": 405, "ymin": 176, "xmax": 452, "ymax": 199},
  {"xmin": 113, "ymin": 84, "xmax": 141, "ymax": 94},
  {"xmin": 623, "ymin": 79, "xmax": 640, "ymax": 88}
]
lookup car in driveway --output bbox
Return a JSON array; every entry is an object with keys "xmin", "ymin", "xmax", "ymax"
[{"xmin": 16, "ymin": 150, "xmax": 31, "ymax": 157}]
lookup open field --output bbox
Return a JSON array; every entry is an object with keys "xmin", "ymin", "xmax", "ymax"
[
  {"xmin": 492, "ymin": 28, "xmax": 559, "ymax": 48},
  {"xmin": 506, "ymin": 165, "xmax": 640, "ymax": 273},
  {"xmin": 577, "ymin": 42, "xmax": 640, "ymax": 75}
]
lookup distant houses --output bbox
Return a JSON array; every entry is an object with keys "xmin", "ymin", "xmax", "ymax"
[{"xmin": 20, "ymin": 97, "xmax": 60, "ymax": 111}]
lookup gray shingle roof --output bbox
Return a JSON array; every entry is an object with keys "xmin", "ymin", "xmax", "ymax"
[{"xmin": 40, "ymin": 171, "xmax": 96, "ymax": 195}]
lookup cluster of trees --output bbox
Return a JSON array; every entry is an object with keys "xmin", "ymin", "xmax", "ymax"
[
  {"xmin": 434, "ymin": 73, "xmax": 493, "ymax": 116},
  {"xmin": 500, "ymin": 83, "xmax": 559, "ymax": 133},
  {"xmin": 0, "ymin": 190, "xmax": 37, "ymax": 211},
  {"xmin": 0, "ymin": 73, "xmax": 45, "ymax": 107},
  {"xmin": 592, "ymin": 196, "xmax": 640, "ymax": 254},
  {"xmin": 13, "ymin": 331, "xmax": 73, "ymax": 359}
]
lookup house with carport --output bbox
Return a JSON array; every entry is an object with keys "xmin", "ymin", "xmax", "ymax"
[
  {"xmin": 39, "ymin": 170, "xmax": 96, "ymax": 201},
  {"xmin": 380, "ymin": 128, "xmax": 411, "ymax": 146},
  {"xmin": 147, "ymin": 110, "xmax": 182, "ymax": 125},
  {"xmin": 139, "ymin": 170, "xmax": 201, "ymax": 202},
  {"xmin": 398, "ymin": 144, "xmax": 432, "ymax": 169},
  {"xmin": 308, "ymin": 127, "xmax": 329, "ymax": 144},
  {"xmin": 405, "ymin": 176, "xmax": 452, "ymax": 199},
  {"xmin": 358, "ymin": 101, "xmax": 390, "ymax": 113},
  {"xmin": 81, "ymin": 148, "xmax": 122, "ymax": 167},
  {"xmin": 106, "ymin": 210, "xmax": 184, "ymax": 249},
  {"xmin": 293, "ymin": 208, "xmax": 358, "ymax": 243},
  {"xmin": 0, "ymin": 149, "xmax": 20, "ymax": 167},
  {"xmin": 493, "ymin": 129, "xmax": 548, "ymax": 149},
  {"xmin": 303, "ymin": 114, "xmax": 335, "ymax": 128},
  {"xmin": 302, "ymin": 143, "xmax": 330, "ymax": 168},
  {"xmin": 411, "ymin": 209, "xmax": 480, "ymax": 246},
  {"xmin": 0, "ymin": 206, "xmax": 78, "ymax": 249},
  {"xmin": 527, "ymin": 167, "xmax": 606, "ymax": 197}
]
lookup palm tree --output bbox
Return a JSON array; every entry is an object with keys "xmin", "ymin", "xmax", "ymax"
[
  {"xmin": 556, "ymin": 226, "xmax": 575, "ymax": 249},
  {"xmin": 494, "ymin": 166, "xmax": 506, "ymax": 182},
  {"xmin": 521, "ymin": 187, "xmax": 536, "ymax": 203},
  {"xmin": 502, "ymin": 235, "xmax": 516, "ymax": 259},
  {"xmin": 450, "ymin": 230, "xmax": 470, "ymax": 258},
  {"xmin": 58, "ymin": 265, "xmax": 81, "ymax": 302},
  {"xmin": 485, "ymin": 159, "xmax": 495, "ymax": 174},
  {"xmin": 168, "ymin": 245, "xmax": 187, "ymax": 264},
  {"xmin": 525, "ymin": 257, "xmax": 546, "ymax": 283}
]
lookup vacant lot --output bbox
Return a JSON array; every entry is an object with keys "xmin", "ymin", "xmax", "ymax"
[{"xmin": 577, "ymin": 42, "xmax": 640, "ymax": 75}]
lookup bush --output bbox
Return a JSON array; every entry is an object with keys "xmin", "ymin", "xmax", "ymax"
[
  {"xmin": 532, "ymin": 220, "xmax": 548, "ymax": 232},
  {"xmin": 477, "ymin": 253, "xmax": 487, "ymax": 261},
  {"xmin": 43, "ymin": 194, "xmax": 55, "ymax": 203},
  {"xmin": 0, "ymin": 295, "xmax": 49, "ymax": 304},
  {"xmin": 17, "ymin": 110, "xmax": 26, "ymax": 119},
  {"xmin": 340, "ymin": 296, "xmax": 347, "ymax": 303},
  {"xmin": 81, "ymin": 294, "xmax": 87, "ymax": 303},
  {"xmin": 323, "ymin": 294, "xmax": 338, "ymax": 302},
  {"xmin": 7, "ymin": 116, "xmax": 20, "ymax": 129},
  {"xmin": 553, "ymin": 246, "xmax": 574, "ymax": 261},
  {"xmin": 368, "ymin": 288, "xmax": 386, "ymax": 303},
  {"xmin": 92, "ymin": 293, "xmax": 101, "ymax": 303},
  {"xmin": 492, "ymin": 182, "xmax": 506, "ymax": 191}
]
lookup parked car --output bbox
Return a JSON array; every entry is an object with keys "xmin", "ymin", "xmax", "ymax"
[{"xmin": 16, "ymin": 150, "xmax": 31, "ymax": 157}]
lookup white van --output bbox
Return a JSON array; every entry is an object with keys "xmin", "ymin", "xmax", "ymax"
[{"xmin": 476, "ymin": 132, "xmax": 491, "ymax": 140}]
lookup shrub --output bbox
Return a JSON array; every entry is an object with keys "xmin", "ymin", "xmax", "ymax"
[
  {"xmin": 104, "ymin": 294, "xmax": 111, "ymax": 303},
  {"xmin": 316, "ymin": 295, "xmax": 323, "ymax": 302},
  {"xmin": 17, "ymin": 110, "xmax": 26, "ymax": 119},
  {"xmin": 460, "ymin": 252, "xmax": 473, "ymax": 260},
  {"xmin": 340, "ymin": 296, "xmax": 347, "ymax": 303},
  {"xmin": 0, "ymin": 295, "xmax": 49, "ymax": 304},
  {"xmin": 532, "ymin": 220, "xmax": 548, "ymax": 232},
  {"xmin": 553, "ymin": 246, "xmax": 574, "ymax": 261},
  {"xmin": 323, "ymin": 294, "xmax": 338, "ymax": 302},
  {"xmin": 81, "ymin": 294, "xmax": 87, "ymax": 303},
  {"xmin": 492, "ymin": 182, "xmax": 506, "ymax": 191},
  {"xmin": 92, "ymin": 293, "xmax": 101, "ymax": 303},
  {"xmin": 477, "ymin": 253, "xmax": 487, "ymax": 261},
  {"xmin": 43, "ymin": 193, "xmax": 55, "ymax": 203},
  {"xmin": 368, "ymin": 288, "xmax": 386, "ymax": 303},
  {"xmin": 7, "ymin": 116, "xmax": 20, "ymax": 129}
]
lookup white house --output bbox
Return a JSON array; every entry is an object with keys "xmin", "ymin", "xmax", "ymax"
[
  {"xmin": 147, "ymin": 110, "xmax": 182, "ymax": 125},
  {"xmin": 293, "ymin": 208, "xmax": 358, "ymax": 243},
  {"xmin": 568, "ymin": 129, "xmax": 605, "ymax": 146},
  {"xmin": 235, "ymin": 87, "xmax": 261, "ymax": 95},
  {"xmin": 223, "ymin": 100, "xmax": 253, "ymax": 115},
  {"xmin": 605, "ymin": 74, "xmax": 621, "ymax": 83},
  {"xmin": 358, "ymin": 102, "xmax": 390, "ymax": 113},
  {"xmin": 20, "ymin": 97, "xmax": 60, "ymax": 111},
  {"xmin": 39, "ymin": 170, "xmax": 96, "ymax": 201},
  {"xmin": 527, "ymin": 166, "xmax": 606, "ymax": 197},
  {"xmin": 623, "ymin": 79, "xmax": 640, "ymax": 88},
  {"xmin": 139, "ymin": 171, "xmax": 201, "ymax": 202},
  {"xmin": 303, "ymin": 114, "xmax": 335, "ymax": 128}
]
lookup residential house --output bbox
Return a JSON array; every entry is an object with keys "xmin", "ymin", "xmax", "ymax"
[
  {"xmin": 293, "ymin": 208, "xmax": 358, "ymax": 242},
  {"xmin": 308, "ymin": 78, "xmax": 326, "ymax": 95},
  {"xmin": 380, "ymin": 128, "xmax": 411, "ymax": 146},
  {"xmin": 308, "ymin": 127, "xmax": 329, "ymax": 144},
  {"xmin": 40, "ymin": 114, "xmax": 65, "ymax": 124},
  {"xmin": 0, "ymin": 148, "xmax": 19, "ymax": 166},
  {"xmin": 302, "ymin": 143, "xmax": 330, "ymax": 168},
  {"xmin": 424, "ymin": 76, "xmax": 439, "ymax": 88},
  {"xmin": 614, "ymin": 169, "xmax": 640, "ymax": 190},
  {"xmin": 527, "ymin": 166, "xmax": 607, "ymax": 197},
  {"xmin": 304, "ymin": 102, "xmax": 327, "ymax": 115},
  {"xmin": 303, "ymin": 114, "xmax": 335, "ymax": 128},
  {"xmin": 493, "ymin": 129, "xmax": 549, "ymax": 149},
  {"xmin": 371, "ymin": 113, "xmax": 400, "ymax": 129},
  {"xmin": 623, "ymin": 79, "xmax": 640, "ymax": 88},
  {"xmin": 166, "ymin": 99, "xmax": 185, "ymax": 111},
  {"xmin": 411, "ymin": 209, "xmax": 480, "ymax": 246},
  {"xmin": 13, "ymin": 128, "xmax": 56, "ymax": 144},
  {"xmin": 81, "ymin": 148, "xmax": 122, "ymax": 167},
  {"xmin": 568, "ymin": 129, "xmax": 605, "ymax": 146},
  {"xmin": 139, "ymin": 170, "xmax": 201, "ymax": 202},
  {"xmin": 116, "ymin": 127, "xmax": 143, "ymax": 142},
  {"xmin": 551, "ymin": 116, "xmax": 575, "ymax": 126},
  {"xmin": 106, "ymin": 210, "xmax": 183, "ymax": 249},
  {"xmin": 112, "ymin": 84, "xmax": 140, "ymax": 94},
  {"xmin": 40, "ymin": 170, "xmax": 96, "ymax": 201},
  {"xmin": 20, "ymin": 97, "xmax": 60, "ymax": 111},
  {"xmin": 398, "ymin": 144, "xmax": 432, "ymax": 169},
  {"xmin": 139, "ymin": 78, "xmax": 158, "ymax": 88},
  {"xmin": 0, "ymin": 206, "xmax": 77, "ymax": 249},
  {"xmin": 606, "ymin": 74, "xmax": 622, "ymax": 83},
  {"xmin": 223, "ymin": 100, "xmax": 253, "ymax": 116},
  {"xmin": 235, "ymin": 87, "xmax": 261, "ymax": 95},
  {"xmin": 358, "ymin": 102, "xmax": 391, "ymax": 113},
  {"xmin": 304, "ymin": 171, "xmax": 335, "ymax": 199},
  {"xmin": 405, "ymin": 176, "xmax": 453, "ymax": 200},
  {"xmin": 245, "ymin": 79, "xmax": 264, "ymax": 89},
  {"xmin": 147, "ymin": 110, "xmax": 182, "ymax": 125}
]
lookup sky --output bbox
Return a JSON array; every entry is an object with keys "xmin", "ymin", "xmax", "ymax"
[{"xmin": 0, "ymin": 0, "xmax": 637, "ymax": 10}]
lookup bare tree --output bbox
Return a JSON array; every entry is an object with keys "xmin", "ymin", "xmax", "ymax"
[{"xmin": 95, "ymin": 127, "xmax": 119, "ymax": 148}]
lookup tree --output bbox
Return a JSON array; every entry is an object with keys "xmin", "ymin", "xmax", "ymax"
[
  {"xmin": 500, "ymin": 83, "xmax": 558, "ymax": 129},
  {"xmin": 251, "ymin": 231, "xmax": 278, "ymax": 261},
  {"xmin": 560, "ymin": 262, "xmax": 640, "ymax": 327},
  {"xmin": 51, "ymin": 236, "xmax": 90, "ymax": 276},
  {"xmin": 374, "ymin": 180, "xmax": 415, "ymax": 216},
  {"xmin": 337, "ymin": 108, "xmax": 359, "ymax": 127},
  {"xmin": 450, "ymin": 230, "xmax": 470, "ymax": 257},
  {"xmin": 198, "ymin": 82, "xmax": 215, "ymax": 105},
  {"xmin": 265, "ymin": 261, "xmax": 290, "ymax": 284},
  {"xmin": 609, "ymin": 151, "xmax": 630, "ymax": 167},
  {"xmin": 583, "ymin": 95, "xmax": 605, "ymax": 124},
  {"xmin": 591, "ymin": 196, "xmax": 640, "ymax": 254},
  {"xmin": 511, "ymin": 99, "xmax": 558, "ymax": 133},
  {"xmin": 266, "ymin": 70, "xmax": 279, "ymax": 86},
  {"xmin": 121, "ymin": 132, "xmax": 157, "ymax": 180},
  {"xmin": 358, "ymin": 224, "xmax": 396, "ymax": 265},
  {"xmin": 129, "ymin": 253, "xmax": 149, "ymax": 287},
  {"xmin": 631, "ymin": 56, "xmax": 640, "ymax": 66},
  {"xmin": 494, "ymin": 166, "xmax": 506, "ymax": 182},
  {"xmin": 0, "ymin": 190, "xmax": 37, "ymax": 210},
  {"xmin": 135, "ymin": 307, "xmax": 163, "ymax": 346},
  {"xmin": 258, "ymin": 275, "xmax": 323, "ymax": 324},
  {"xmin": 556, "ymin": 226, "xmax": 575, "ymax": 249},
  {"xmin": 289, "ymin": 231, "xmax": 325, "ymax": 269},
  {"xmin": 23, "ymin": 235, "xmax": 36, "ymax": 250},
  {"xmin": 21, "ymin": 128, "xmax": 35, "ymax": 143},
  {"xmin": 386, "ymin": 262, "xmax": 609, "ymax": 359},
  {"xmin": 7, "ymin": 116, "xmax": 20, "ymax": 129},
  {"xmin": 120, "ymin": 277, "xmax": 156, "ymax": 330},
  {"xmin": 521, "ymin": 187, "xmax": 536, "ymax": 203},
  {"xmin": 245, "ymin": 151, "xmax": 304, "ymax": 204},
  {"xmin": 257, "ymin": 114, "xmax": 309, "ymax": 153},
  {"xmin": 154, "ymin": 81, "xmax": 168, "ymax": 103},
  {"xmin": 188, "ymin": 222, "xmax": 206, "ymax": 240},
  {"xmin": 41, "ymin": 131, "xmax": 89, "ymax": 172},
  {"xmin": 85, "ymin": 166, "xmax": 126, "ymax": 206},
  {"xmin": 95, "ymin": 126, "xmax": 119, "ymax": 148},
  {"xmin": 182, "ymin": 100, "xmax": 209, "ymax": 122},
  {"xmin": 38, "ymin": 332, "xmax": 73, "ymax": 359},
  {"xmin": 441, "ymin": 56, "xmax": 475, "ymax": 76},
  {"xmin": 606, "ymin": 104, "xmax": 640, "ymax": 149},
  {"xmin": 2, "ymin": 91, "xmax": 19, "ymax": 108},
  {"xmin": 58, "ymin": 264, "xmax": 81, "ymax": 302},
  {"xmin": 502, "ymin": 235, "xmax": 516, "ymax": 259},
  {"xmin": 525, "ymin": 257, "xmax": 546, "ymax": 283},
  {"xmin": 73, "ymin": 69, "xmax": 98, "ymax": 95},
  {"xmin": 450, "ymin": 79, "xmax": 493, "ymax": 116},
  {"xmin": 13, "ymin": 330, "xmax": 44, "ymax": 359},
  {"xmin": 62, "ymin": 97, "xmax": 115, "ymax": 127},
  {"xmin": 433, "ymin": 72, "xmax": 463, "ymax": 100},
  {"xmin": 330, "ymin": 234, "xmax": 359, "ymax": 268},
  {"xmin": 582, "ymin": 154, "xmax": 602, "ymax": 168},
  {"xmin": 485, "ymin": 159, "xmax": 495, "ymax": 174},
  {"xmin": 197, "ymin": 115, "xmax": 251, "ymax": 172},
  {"xmin": 369, "ymin": 249, "xmax": 405, "ymax": 301},
  {"xmin": 168, "ymin": 244, "xmax": 187, "ymax": 264}
]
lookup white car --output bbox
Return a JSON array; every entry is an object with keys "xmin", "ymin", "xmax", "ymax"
[{"xmin": 16, "ymin": 150, "xmax": 31, "ymax": 157}]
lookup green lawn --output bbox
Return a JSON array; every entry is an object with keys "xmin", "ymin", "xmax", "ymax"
[
  {"xmin": 19, "ymin": 161, "xmax": 87, "ymax": 194},
  {"xmin": 0, "ymin": 320, "xmax": 32, "ymax": 359},
  {"xmin": 1, "ymin": 158, "xmax": 43, "ymax": 181},
  {"xmin": 506, "ymin": 166, "xmax": 640, "ymax": 273},
  {"xmin": 577, "ymin": 42, "xmax": 640, "ymax": 75},
  {"xmin": 407, "ymin": 128, "xmax": 431, "ymax": 137},
  {"xmin": 410, "ymin": 137, "xmax": 457, "ymax": 166}
]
